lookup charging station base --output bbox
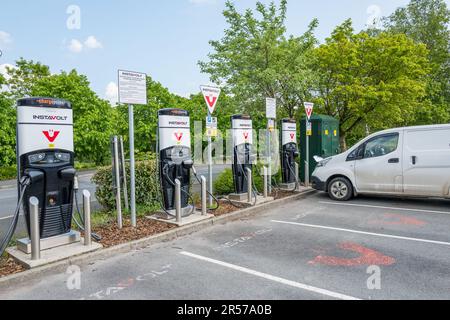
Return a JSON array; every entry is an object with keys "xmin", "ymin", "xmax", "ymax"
[
  {"xmin": 229, "ymin": 193, "xmax": 250, "ymax": 202},
  {"xmin": 278, "ymin": 183, "xmax": 297, "ymax": 191},
  {"xmin": 148, "ymin": 211, "xmax": 214, "ymax": 227},
  {"xmin": 228, "ymin": 194, "xmax": 274, "ymax": 206},
  {"xmin": 280, "ymin": 185, "xmax": 311, "ymax": 193},
  {"xmin": 7, "ymin": 239, "xmax": 102, "ymax": 269},
  {"xmin": 16, "ymin": 231, "xmax": 81, "ymax": 254}
]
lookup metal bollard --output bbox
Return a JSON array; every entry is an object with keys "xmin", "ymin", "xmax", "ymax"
[
  {"xmin": 247, "ymin": 168, "xmax": 252, "ymax": 203},
  {"xmin": 305, "ymin": 159, "xmax": 310, "ymax": 187},
  {"xmin": 119, "ymin": 136, "xmax": 129, "ymax": 211},
  {"xmin": 201, "ymin": 176, "xmax": 207, "ymax": 216},
  {"xmin": 175, "ymin": 179, "xmax": 182, "ymax": 223},
  {"xmin": 295, "ymin": 162, "xmax": 300, "ymax": 190},
  {"xmin": 263, "ymin": 166, "xmax": 268, "ymax": 198},
  {"xmin": 113, "ymin": 136, "xmax": 123, "ymax": 229},
  {"xmin": 29, "ymin": 197, "xmax": 40, "ymax": 261},
  {"xmin": 83, "ymin": 190, "xmax": 92, "ymax": 246}
]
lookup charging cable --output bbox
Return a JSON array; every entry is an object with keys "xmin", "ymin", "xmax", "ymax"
[{"xmin": 0, "ymin": 175, "xmax": 31, "ymax": 257}]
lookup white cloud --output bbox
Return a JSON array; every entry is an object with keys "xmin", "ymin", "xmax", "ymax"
[
  {"xmin": 105, "ymin": 82, "xmax": 118, "ymax": 106},
  {"xmin": 84, "ymin": 36, "xmax": 103, "ymax": 49},
  {"xmin": 0, "ymin": 63, "xmax": 15, "ymax": 80},
  {"xmin": 68, "ymin": 39, "xmax": 83, "ymax": 53},
  {"xmin": 0, "ymin": 31, "xmax": 12, "ymax": 47},
  {"xmin": 0, "ymin": 63, "xmax": 16, "ymax": 92},
  {"xmin": 67, "ymin": 36, "xmax": 103, "ymax": 53}
]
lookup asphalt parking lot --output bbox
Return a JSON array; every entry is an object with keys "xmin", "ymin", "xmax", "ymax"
[{"xmin": 1, "ymin": 192, "xmax": 450, "ymax": 300}]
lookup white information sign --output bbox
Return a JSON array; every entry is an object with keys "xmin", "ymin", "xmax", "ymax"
[
  {"xmin": 118, "ymin": 70, "xmax": 147, "ymax": 105},
  {"xmin": 266, "ymin": 98, "xmax": 277, "ymax": 119}
]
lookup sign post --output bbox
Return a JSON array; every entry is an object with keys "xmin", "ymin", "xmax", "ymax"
[
  {"xmin": 304, "ymin": 102, "xmax": 314, "ymax": 187},
  {"xmin": 200, "ymin": 85, "xmax": 221, "ymax": 207},
  {"xmin": 266, "ymin": 98, "xmax": 277, "ymax": 194},
  {"xmin": 118, "ymin": 70, "xmax": 147, "ymax": 227}
]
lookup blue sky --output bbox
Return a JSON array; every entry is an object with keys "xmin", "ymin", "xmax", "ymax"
[{"xmin": 1, "ymin": 0, "xmax": 441, "ymax": 103}]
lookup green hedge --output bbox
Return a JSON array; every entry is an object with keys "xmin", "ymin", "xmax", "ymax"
[
  {"xmin": 92, "ymin": 160, "xmax": 161, "ymax": 211},
  {"xmin": 0, "ymin": 166, "xmax": 17, "ymax": 181},
  {"xmin": 214, "ymin": 167, "xmax": 265, "ymax": 195}
]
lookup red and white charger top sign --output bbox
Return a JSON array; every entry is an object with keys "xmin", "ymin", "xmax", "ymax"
[
  {"xmin": 158, "ymin": 115, "xmax": 191, "ymax": 150},
  {"xmin": 282, "ymin": 122, "xmax": 297, "ymax": 146},
  {"xmin": 232, "ymin": 119, "xmax": 253, "ymax": 147},
  {"xmin": 200, "ymin": 85, "xmax": 221, "ymax": 115},
  {"xmin": 17, "ymin": 106, "xmax": 74, "ymax": 156}
]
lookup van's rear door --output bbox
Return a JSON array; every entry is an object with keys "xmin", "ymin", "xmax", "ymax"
[{"xmin": 403, "ymin": 126, "xmax": 450, "ymax": 197}]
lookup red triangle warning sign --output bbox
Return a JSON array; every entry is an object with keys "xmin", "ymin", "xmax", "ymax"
[
  {"xmin": 304, "ymin": 102, "xmax": 314, "ymax": 120},
  {"xmin": 200, "ymin": 85, "xmax": 221, "ymax": 115}
]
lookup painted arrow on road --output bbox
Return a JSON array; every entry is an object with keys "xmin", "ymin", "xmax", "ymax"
[
  {"xmin": 369, "ymin": 213, "xmax": 427, "ymax": 227},
  {"xmin": 309, "ymin": 242, "xmax": 396, "ymax": 267}
]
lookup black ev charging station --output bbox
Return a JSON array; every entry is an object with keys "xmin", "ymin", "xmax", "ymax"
[
  {"xmin": 15, "ymin": 98, "xmax": 79, "ymax": 252},
  {"xmin": 157, "ymin": 109, "xmax": 194, "ymax": 217},
  {"xmin": 230, "ymin": 115, "xmax": 255, "ymax": 201},
  {"xmin": 280, "ymin": 118, "xmax": 299, "ymax": 190}
]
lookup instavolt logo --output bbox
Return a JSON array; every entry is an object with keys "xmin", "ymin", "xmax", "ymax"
[{"xmin": 33, "ymin": 115, "xmax": 68, "ymax": 121}]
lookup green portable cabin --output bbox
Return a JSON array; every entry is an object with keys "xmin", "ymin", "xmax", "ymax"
[{"xmin": 300, "ymin": 115, "xmax": 340, "ymax": 182}]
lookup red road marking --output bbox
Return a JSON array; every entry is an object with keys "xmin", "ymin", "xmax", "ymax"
[
  {"xmin": 117, "ymin": 278, "xmax": 135, "ymax": 288},
  {"xmin": 369, "ymin": 213, "xmax": 426, "ymax": 227},
  {"xmin": 309, "ymin": 242, "xmax": 396, "ymax": 267}
]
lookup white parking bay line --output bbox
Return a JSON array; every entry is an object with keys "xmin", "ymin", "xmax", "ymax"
[
  {"xmin": 271, "ymin": 220, "xmax": 450, "ymax": 247},
  {"xmin": 0, "ymin": 214, "xmax": 23, "ymax": 221},
  {"xmin": 180, "ymin": 251, "xmax": 360, "ymax": 300},
  {"xmin": 319, "ymin": 201, "xmax": 450, "ymax": 216}
]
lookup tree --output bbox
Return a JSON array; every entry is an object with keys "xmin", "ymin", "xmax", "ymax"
[
  {"xmin": 0, "ymin": 75, "xmax": 16, "ymax": 166},
  {"xmin": 311, "ymin": 20, "xmax": 430, "ymax": 150},
  {"xmin": 384, "ymin": 0, "xmax": 450, "ymax": 124},
  {"xmin": 199, "ymin": 0, "xmax": 318, "ymax": 119},
  {"xmin": 30, "ymin": 70, "xmax": 115, "ymax": 164},
  {"xmin": 4, "ymin": 58, "xmax": 51, "ymax": 99}
]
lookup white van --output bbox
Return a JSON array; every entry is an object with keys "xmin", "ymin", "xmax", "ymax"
[{"xmin": 311, "ymin": 124, "xmax": 450, "ymax": 201}]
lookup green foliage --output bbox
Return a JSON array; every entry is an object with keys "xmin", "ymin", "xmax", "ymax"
[
  {"xmin": 0, "ymin": 165, "xmax": 16, "ymax": 180},
  {"xmin": 199, "ymin": 0, "xmax": 318, "ymax": 119},
  {"xmin": 214, "ymin": 167, "xmax": 264, "ymax": 195},
  {"xmin": 74, "ymin": 162, "xmax": 98, "ymax": 171},
  {"xmin": 311, "ymin": 20, "xmax": 430, "ymax": 149},
  {"xmin": 91, "ymin": 160, "xmax": 160, "ymax": 211},
  {"xmin": 384, "ymin": 0, "xmax": 450, "ymax": 124},
  {"xmin": 4, "ymin": 58, "xmax": 51, "ymax": 99},
  {"xmin": 214, "ymin": 168, "xmax": 235, "ymax": 195},
  {"xmin": 0, "ymin": 92, "xmax": 16, "ymax": 166}
]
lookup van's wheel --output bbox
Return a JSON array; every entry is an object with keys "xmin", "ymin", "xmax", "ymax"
[{"xmin": 328, "ymin": 177, "xmax": 353, "ymax": 201}]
